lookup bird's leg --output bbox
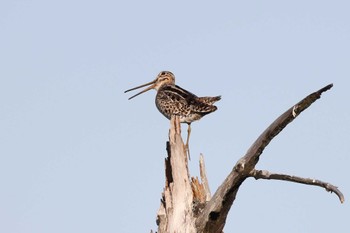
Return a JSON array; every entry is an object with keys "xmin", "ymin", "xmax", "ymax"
[{"xmin": 185, "ymin": 123, "xmax": 191, "ymax": 160}]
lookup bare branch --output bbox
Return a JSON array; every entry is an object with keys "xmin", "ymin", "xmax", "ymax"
[
  {"xmin": 196, "ymin": 84, "xmax": 335, "ymax": 233},
  {"xmin": 238, "ymin": 83, "xmax": 334, "ymax": 173},
  {"xmin": 250, "ymin": 169, "xmax": 345, "ymax": 203}
]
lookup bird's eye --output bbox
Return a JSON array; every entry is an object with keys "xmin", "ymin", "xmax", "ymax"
[{"xmin": 161, "ymin": 71, "xmax": 166, "ymax": 76}]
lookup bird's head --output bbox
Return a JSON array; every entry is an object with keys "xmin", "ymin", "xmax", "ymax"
[{"xmin": 124, "ymin": 71, "xmax": 175, "ymax": 100}]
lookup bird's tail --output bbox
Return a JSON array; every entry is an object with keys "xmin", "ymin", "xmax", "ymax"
[{"xmin": 198, "ymin": 96, "xmax": 221, "ymax": 105}]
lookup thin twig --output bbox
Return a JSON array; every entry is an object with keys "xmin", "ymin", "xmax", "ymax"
[{"xmin": 250, "ymin": 169, "xmax": 344, "ymax": 203}]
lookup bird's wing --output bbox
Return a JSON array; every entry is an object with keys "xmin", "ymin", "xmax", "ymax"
[
  {"xmin": 172, "ymin": 85, "xmax": 220, "ymax": 114},
  {"xmin": 159, "ymin": 85, "xmax": 217, "ymax": 115},
  {"xmin": 156, "ymin": 85, "xmax": 193, "ymax": 116}
]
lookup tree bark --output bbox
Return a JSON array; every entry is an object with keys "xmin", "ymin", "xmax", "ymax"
[
  {"xmin": 155, "ymin": 83, "xmax": 343, "ymax": 233},
  {"xmin": 156, "ymin": 116, "xmax": 196, "ymax": 233}
]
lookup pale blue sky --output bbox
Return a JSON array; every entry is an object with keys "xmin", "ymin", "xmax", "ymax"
[{"xmin": 0, "ymin": 1, "xmax": 349, "ymax": 232}]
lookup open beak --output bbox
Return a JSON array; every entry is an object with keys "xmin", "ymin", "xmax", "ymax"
[{"xmin": 124, "ymin": 79, "xmax": 157, "ymax": 100}]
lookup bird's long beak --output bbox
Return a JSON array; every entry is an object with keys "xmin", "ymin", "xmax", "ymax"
[{"xmin": 124, "ymin": 79, "xmax": 157, "ymax": 100}]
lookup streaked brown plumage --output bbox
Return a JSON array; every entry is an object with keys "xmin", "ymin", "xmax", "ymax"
[{"xmin": 124, "ymin": 71, "xmax": 221, "ymax": 157}]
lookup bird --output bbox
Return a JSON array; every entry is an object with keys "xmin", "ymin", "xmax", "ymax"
[{"xmin": 124, "ymin": 71, "xmax": 221, "ymax": 158}]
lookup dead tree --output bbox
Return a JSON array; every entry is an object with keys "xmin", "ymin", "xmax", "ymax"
[{"xmin": 155, "ymin": 84, "xmax": 344, "ymax": 233}]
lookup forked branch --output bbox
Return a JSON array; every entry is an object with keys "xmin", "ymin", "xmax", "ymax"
[{"xmin": 196, "ymin": 84, "xmax": 341, "ymax": 233}]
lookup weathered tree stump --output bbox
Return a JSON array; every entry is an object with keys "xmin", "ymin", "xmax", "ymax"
[{"xmin": 155, "ymin": 84, "xmax": 343, "ymax": 233}]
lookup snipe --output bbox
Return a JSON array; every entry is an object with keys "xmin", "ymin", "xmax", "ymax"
[{"xmin": 124, "ymin": 71, "xmax": 221, "ymax": 158}]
